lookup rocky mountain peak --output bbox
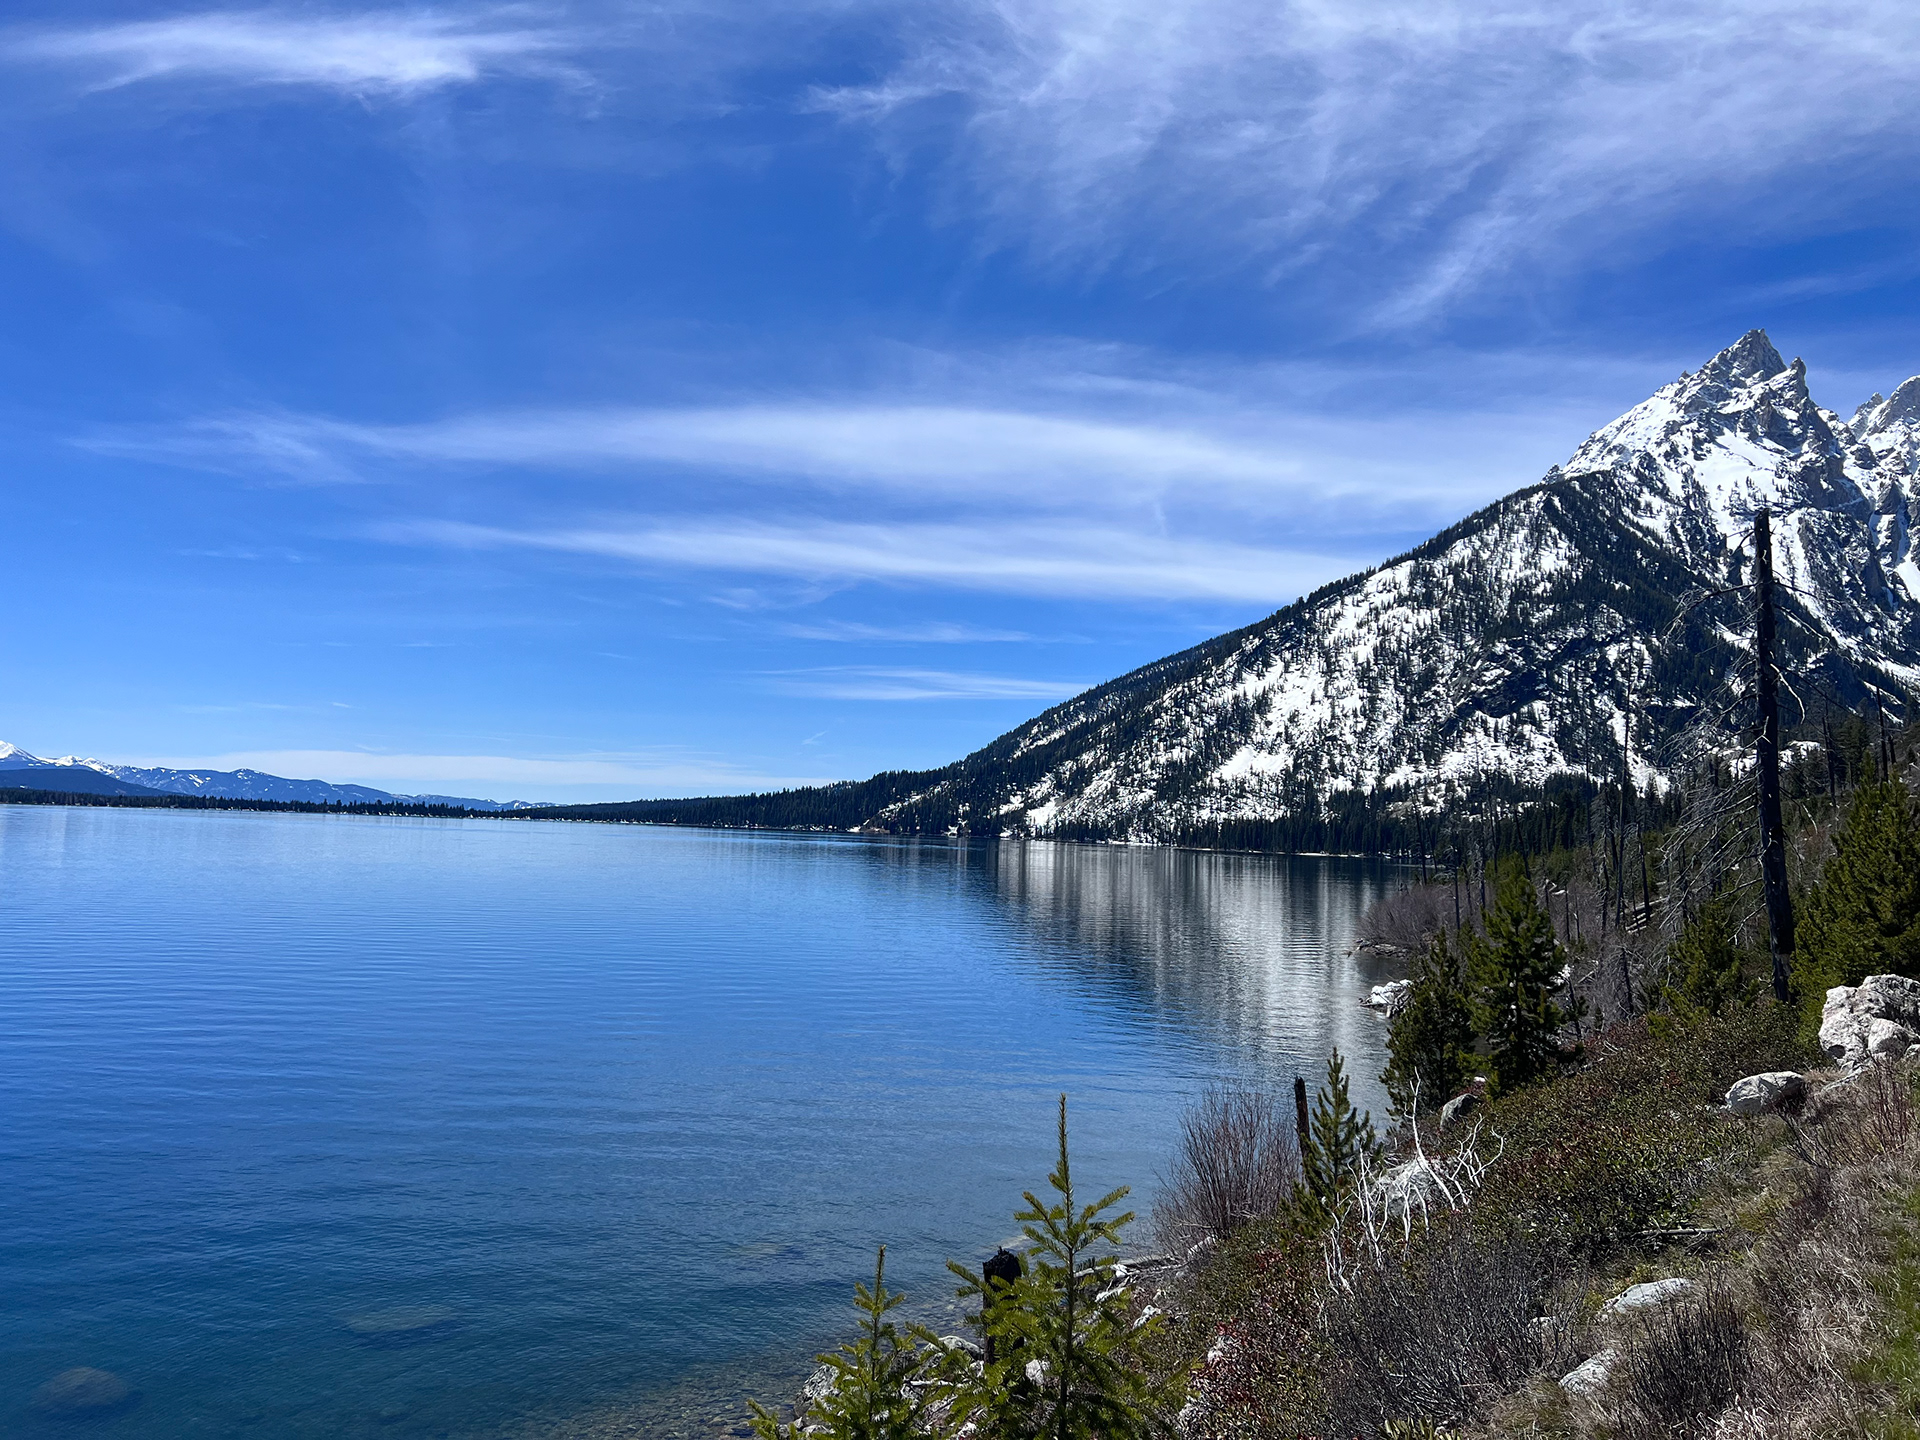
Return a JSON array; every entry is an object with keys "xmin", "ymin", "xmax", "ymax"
[
  {"xmin": 1854, "ymin": 375, "xmax": 1920, "ymax": 443},
  {"xmin": 1675, "ymin": 328, "xmax": 1789, "ymax": 408}
]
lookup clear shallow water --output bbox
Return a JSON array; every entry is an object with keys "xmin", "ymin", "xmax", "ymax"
[{"xmin": 0, "ymin": 807, "xmax": 1407, "ymax": 1438}]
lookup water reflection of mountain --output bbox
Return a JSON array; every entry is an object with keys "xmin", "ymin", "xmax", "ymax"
[{"xmin": 981, "ymin": 842, "xmax": 1407, "ymax": 1082}]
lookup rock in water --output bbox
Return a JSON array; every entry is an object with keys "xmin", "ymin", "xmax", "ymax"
[
  {"xmin": 1600, "ymin": 1278, "xmax": 1697, "ymax": 1317},
  {"xmin": 342, "ymin": 1304, "xmax": 456, "ymax": 1338},
  {"xmin": 1726, "ymin": 1071, "xmax": 1808, "ymax": 1116},
  {"xmin": 32, "ymin": 1367, "xmax": 134, "ymax": 1414},
  {"xmin": 1366, "ymin": 980, "xmax": 1413, "ymax": 1016},
  {"xmin": 1558, "ymin": 1350, "xmax": 1617, "ymax": 1398}
]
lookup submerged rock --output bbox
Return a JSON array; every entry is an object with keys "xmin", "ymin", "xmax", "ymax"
[
  {"xmin": 1600, "ymin": 1277, "xmax": 1697, "ymax": 1317},
  {"xmin": 342, "ymin": 1304, "xmax": 456, "ymax": 1338},
  {"xmin": 1726, "ymin": 1071, "xmax": 1808, "ymax": 1116},
  {"xmin": 31, "ymin": 1367, "xmax": 135, "ymax": 1414}
]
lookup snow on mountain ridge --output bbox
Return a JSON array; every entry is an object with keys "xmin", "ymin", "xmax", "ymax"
[
  {"xmin": 852, "ymin": 331, "xmax": 1920, "ymax": 842},
  {"xmin": 0, "ymin": 744, "xmax": 547, "ymax": 810}
]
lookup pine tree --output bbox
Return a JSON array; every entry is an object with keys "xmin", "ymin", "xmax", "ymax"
[
  {"xmin": 1798, "ymin": 780, "xmax": 1920, "ymax": 999},
  {"xmin": 1466, "ymin": 871, "xmax": 1567, "ymax": 1097},
  {"xmin": 1382, "ymin": 933, "xmax": 1476, "ymax": 1118},
  {"xmin": 949, "ymin": 1095, "xmax": 1173, "ymax": 1440},
  {"xmin": 1301, "ymin": 1048, "xmax": 1379, "ymax": 1207},
  {"xmin": 752, "ymin": 1245, "xmax": 955, "ymax": 1440},
  {"xmin": 1660, "ymin": 892, "xmax": 1755, "ymax": 1019}
]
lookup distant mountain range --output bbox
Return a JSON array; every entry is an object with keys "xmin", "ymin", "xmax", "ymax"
[
  {"xmin": 549, "ymin": 331, "xmax": 1920, "ymax": 842},
  {"xmin": 0, "ymin": 743, "xmax": 548, "ymax": 811}
]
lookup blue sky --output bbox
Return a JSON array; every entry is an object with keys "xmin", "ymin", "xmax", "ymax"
[{"xmin": 6, "ymin": 1, "xmax": 1920, "ymax": 802}]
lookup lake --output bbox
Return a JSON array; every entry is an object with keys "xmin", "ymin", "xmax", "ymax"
[{"xmin": 0, "ymin": 805, "xmax": 1407, "ymax": 1438}]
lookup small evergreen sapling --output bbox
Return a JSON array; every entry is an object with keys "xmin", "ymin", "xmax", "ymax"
[
  {"xmin": 750, "ymin": 1245, "xmax": 952, "ymax": 1440},
  {"xmin": 1659, "ymin": 892, "xmax": 1755, "ymax": 1020},
  {"xmin": 1466, "ymin": 871, "xmax": 1568, "ymax": 1097},
  {"xmin": 1382, "ymin": 933, "xmax": 1476, "ymax": 1118},
  {"xmin": 949, "ymin": 1095, "xmax": 1175, "ymax": 1440},
  {"xmin": 1301, "ymin": 1048, "xmax": 1379, "ymax": 1208}
]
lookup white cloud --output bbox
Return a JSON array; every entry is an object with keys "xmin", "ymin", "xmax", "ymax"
[
  {"xmin": 766, "ymin": 666, "xmax": 1089, "ymax": 700},
  {"xmin": 167, "ymin": 402, "xmax": 1326, "ymax": 502},
  {"xmin": 815, "ymin": 0, "xmax": 1920, "ymax": 315},
  {"xmin": 11, "ymin": 9, "xmax": 586, "ymax": 96},
  {"xmin": 125, "ymin": 748, "xmax": 836, "ymax": 798},
  {"xmin": 390, "ymin": 516, "xmax": 1350, "ymax": 602},
  {"xmin": 111, "ymin": 380, "xmax": 1578, "ymax": 524},
  {"xmin": 777, "ymin": 619, "xmax": 1034, "ymax": 642}
]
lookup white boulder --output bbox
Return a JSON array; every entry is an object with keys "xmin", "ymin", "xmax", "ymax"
[
  {"xmin": 1821, "ymin": 975, "xmax": 1920, "ymax": 1068},
  {"xmin": 801, "ymin": 1363, "xmax": 838, "ymax": 1407},
  {"xmin": 1367, "ymin": 980, "xmax": 1414, "ymax": 1016},
  {"xmin": 1600, "ymin": 1277, "xmax": 1697, "ymax": 1317},
  {"xmin": 1725, "ymin": 1071, "xmax": 1808, "ymax": 1116},
  {"xmin": 1559, "ymin": 1350, "xmax": 1617, "ymax": 1398},
  {"xmin": 1869, "ymin": 1017, "xmax": 1916, "ymax": 1058}
]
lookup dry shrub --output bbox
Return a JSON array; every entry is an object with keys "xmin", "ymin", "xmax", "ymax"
[
  {"xmin": 1154, "ymin": 1087, "xmax": 1301, "ymax": 1256},
  {"xmin": 1854, "ymin": 1057, "xmax": 1918, "ymax": 1157},
  {"xmin": 1318, "ymin": 1220, "xmax": 1575, "ymax": 1433},
  {"xmin": 1357, "ymin": 883, "xmax": 1457, "ymax": 954},
  {"xmin": 1712, "ymin": 1063, "xmax": 1920, "ymax": 1440},
  {"xmin": 1614, "ymin": 1280, "xmax": 1750, "ymax": 1438},
  {"xmin": 1787, "ymin": 1058, "xmax": 1918, "ymax": 1173}
]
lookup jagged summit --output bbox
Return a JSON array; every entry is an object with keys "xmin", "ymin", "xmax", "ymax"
[
  {"xmin": 604, "ymin": 332, "xmax": 1920, "ymax": 844},
  {"xmin": 1688, "ymin": 328, "xmax": 1788, "ymax": 394}
]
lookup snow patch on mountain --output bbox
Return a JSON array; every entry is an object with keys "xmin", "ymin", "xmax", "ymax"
[{"xmin": 863, "ymin": 331, "xmax": 1920, "ymax": 842}]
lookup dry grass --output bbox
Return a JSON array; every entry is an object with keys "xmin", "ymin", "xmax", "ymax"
[{"xmin": 1582, "ymin": 1061, "xmax": 1920, "ymax": 1440}]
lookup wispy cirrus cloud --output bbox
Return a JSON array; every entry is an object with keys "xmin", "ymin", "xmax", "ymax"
[
  {"xmin": 129, "ymin": 402, "xmax": 1324, "ymax": 503},
  {"xmin": 389, "ymin": 516, "xmax": 1350, "ymax": 603},
  {"xmin": 9, "ymin": 8, "xmax": 589, "ymax": 96},
  {"xmin": 815, "ymin": 0, "xmax": 1920, "ymax": 317},
  {"xmin": 87, "ymin": 342, "xmax": 1636, "ymax": 604},
  {"xmin": 777, "ymin": 619, "xmax": 1034, "ymax": 642},
  {"xmin": 765, "ymin": 667, "xmax": 1088, "ymax": 701}
]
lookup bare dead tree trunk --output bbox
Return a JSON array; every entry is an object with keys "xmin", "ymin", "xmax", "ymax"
[{"xmin": 1755, "ymin": 508, "xmax": 1795, "ymax": 1003}]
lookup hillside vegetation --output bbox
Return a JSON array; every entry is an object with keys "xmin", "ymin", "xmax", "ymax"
[{"xmin": 760, "ymin": 722, "xmax": 1920, "ymax": 1439}]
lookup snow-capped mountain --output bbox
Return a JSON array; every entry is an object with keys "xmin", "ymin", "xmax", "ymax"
[
  {"xmin": 624, "ymin": 331, "xmax": 1913, "ymax": 842},
  {"xmin": 0, "ymin": 744, "xmax": 547, "ymax": 811}
]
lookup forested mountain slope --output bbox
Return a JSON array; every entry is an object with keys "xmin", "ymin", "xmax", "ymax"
[{"xmin": 560, "ymin": 332, "xmax": 1920, "ymax": 843}]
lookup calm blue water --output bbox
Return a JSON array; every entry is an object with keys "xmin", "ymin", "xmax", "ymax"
[{"xmin": 1, "ymin": 806, "xmax": 1406, "ymax": 1438}]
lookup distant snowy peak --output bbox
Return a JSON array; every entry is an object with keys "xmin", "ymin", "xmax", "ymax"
[{"xmin": 0, "ymin": 743, "xmax": 548, "ymax": 811}]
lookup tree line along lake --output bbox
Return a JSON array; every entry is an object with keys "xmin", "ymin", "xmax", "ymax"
[{"xmin": 0, "ymin": 804, "xmax": 1408, "ymax": 1438}]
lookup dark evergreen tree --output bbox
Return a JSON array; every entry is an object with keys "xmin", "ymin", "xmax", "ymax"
[
  {"xmin": 1659, "ymin": 892, "xmax": 1755, "ymax": 1019},
  {"xmin": 949, "ymin": 1096, "xmax": 1174, "ymax": 1440},
  {"xmin": 1466, "ymin": 871, "xmax": 1567, "ymax": 1097},
  {"xmin": 1301, "ymin": 1049, "xmax": 1379, "ymax": 1207},
  {"xmin": 1382, "ymin": 933, "xmax": 1476, "ymax": 1118},
  {"xmin": 1798, "ymin": 781, "xmax": 1920, "ymax": 1000}
]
